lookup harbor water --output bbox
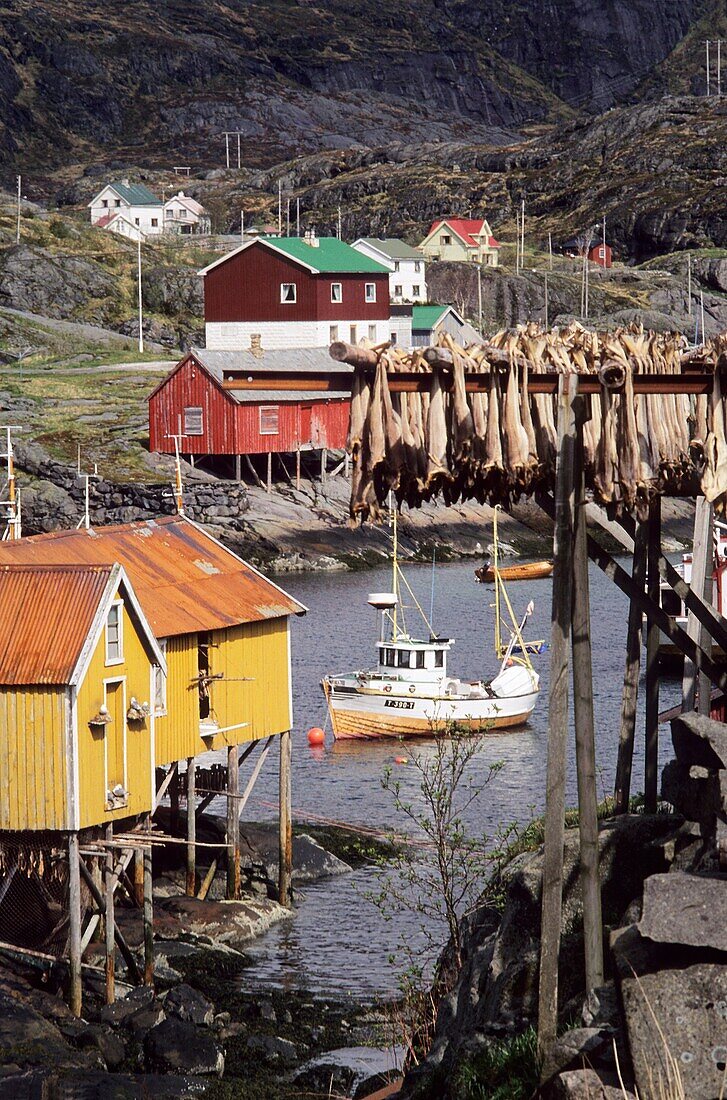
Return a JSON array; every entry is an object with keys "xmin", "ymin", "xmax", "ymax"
[{"xmin": 226, "ymin": 557, "xmax": 681, "ymax": 1000}]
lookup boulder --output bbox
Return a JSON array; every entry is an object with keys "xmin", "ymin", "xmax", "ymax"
[
  {"xmin": 245, "ymin": 1034, "xmax": 299, "ymax": 1065},
  {"xmin": 638, "ymin": 872, "xmax": 727, "ymax": 953},
  {"xmin": 156, "ymin": 893, "xmax": 291, "ymax": 949},
  {"xmin": 163, "ymin": 983, "xmax": 214, "ymax": 1027},
  {"xmin": 545, "ymin": 1068, "xmax": 635, "ymax": 1099},
  {"xmin": 542, "ymin": 1028, "xmax": 613, "ymax": 1082},
  {"xmin": 612, "ymin": 925, "xmax": 727, "ymax": 1100},
  {"xmin": 660, "ymin": 760, "xmax": 722, "ymax": 827},
  {"xmin": 144, "ymin": 1017, "xmax": 224, "ymax": 1077},
  {"xmin": 581, "ymin": 984, "xmax": 620, "ymax": 1030},
  {"xmin": 0, "ymin": 991, "xmax": 94, "ymax": 1072},
  {"xmin": 294, "ymin": 1045, "xmax": 404, "ymax": 1099},
  {"xmin": 237, "ymin": 822, "xmax": 352, "ymax": 885},
  {"xmin": 127, "ymin": 1003, "xmax": 166, "ymax": 1040},
  {"xmin": 671, "ymin": 712, "xmax": 727, "ymax": 770}
]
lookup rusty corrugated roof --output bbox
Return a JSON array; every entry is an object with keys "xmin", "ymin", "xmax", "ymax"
[
  {"xmin": 0, "ymin": 517, "xmax": 305, "ymax": 639},
  {"xmin": 0, "ymin": 564, "xmax": 113, "ymax": 685}
]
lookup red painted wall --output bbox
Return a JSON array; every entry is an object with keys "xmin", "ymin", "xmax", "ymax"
[
  {"xmin": 149, "ymin": 357, "xmax": 350, "ymax": 456},
  {"xmin": 204, "ymin": 242, "xmax": 390, "ymax": 323},
  {"xmin": 588, "ymin": 243, "xmax": 612, "ymax": 269}
]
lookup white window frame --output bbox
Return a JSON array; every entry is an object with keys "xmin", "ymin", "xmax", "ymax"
[
  {"xmin": 329, "ymin": 324, "xmax": 339, "ymax": 342},
  {"xmin": 349, "ymin": 325, "xmax": 357, "ymax": 344},
  {"xmin": 394, "ymin": 284, "xmax": 403, "ymax": 297},
  {"xmin": 441, "ymin": 234, "xmax": 451, "ymax": 245},
  {"xmin": 103, "ymin": 675, "xmax": 128, "ymax": 809},
  {"xmin": 259, "ymin": 405, "xmax": 280, "ymax": 435},
  {"xmin": 393, "ymin": 261, "xmax": 400, "ymax": 272},
  {"xmin": 412, "ymin": 285, "xmax": 420, "ymax": 297},
  {"xmin": 280, "ymin": 282, "xmax": 297, "ymax": 303},
  {"xmin": 105, "ymin": 601, "xmax": 124, "ymax": 666},
  {"xmin": 183, "ymin": 406, "xmax": 203, "ymax": 436},
  {"xmin": 368, "ymin": 324, "xmax": 377, "ymax": 340},
  {"xmin": 154, "ymin": 638, "xmax": 168, "ymax": 716},
  {"xmin": 365, "ymin": 283, "xmax": 376, "ymax": 303},
  {"xmin": 414, "ymin": 261, "xmax": 421, "ymax": 272},
  {"xmin": 330, "ymin": 282, "xmax": 343, "ymax": 303},
  {"xmin": 598, "ymin": 246, "xmax": 606, "ymax": 259}
]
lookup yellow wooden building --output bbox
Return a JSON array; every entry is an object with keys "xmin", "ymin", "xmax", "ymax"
[
  {"xmin": 0, "ymin": 516, "xmax": 305, "ymax": 769},
  {"xmin": 0, "ymin": 562, "xmax": 165, "ymax": 832}
]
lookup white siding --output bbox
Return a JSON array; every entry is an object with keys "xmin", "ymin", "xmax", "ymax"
[
  {"xmin": 389, "ymin": 315, "xmax": 413, "ymax": 347},
  {"xmin": 205, "ymin": 320, "xmax": 391, "ymax": 351},
  {"xmin": 389, "ymin": 259, "xmax": 427, "ymax": 304}
]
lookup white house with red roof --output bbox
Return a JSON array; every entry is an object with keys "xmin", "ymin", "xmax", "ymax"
[{"xmin": 419, "ymin": 218, "xmax": 501, "ymax": 267}]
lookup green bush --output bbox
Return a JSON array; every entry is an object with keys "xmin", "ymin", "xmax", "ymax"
[{"xmin": 452, "ymin": 1028, "xmax": 540, "ymax": 1100}]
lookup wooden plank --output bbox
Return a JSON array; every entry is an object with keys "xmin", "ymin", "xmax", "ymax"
[
  {"xmin": 682, "ymin": 499, "xmax": 714, "ymax": 714},
  {"xmin": 237, "ymin": 737, "xmax": 273, "ymax": 821},
  {"xmin": 155, "ymin": 761, "xmax": 178, "ymax": 811},
  {"xmin": 538, "ymin": 373, "xmax": 578, "ymax": 1061},
  {"xmin": 645, "ymin": 496, "xmax": 661, "ymax": 814},
  {"xmin": 186, "ymin": 757, "xmax": 197, "ymax": 896},
  {"xmin": 68, "ymin": 833, "xmax": 82, "ymax": 1017},
  {"xmin": 614, "ymin": 520, "xmax": 649, "ymax": 814},
  {"xmin": 133, "ymin": 849, "xmax": 144, "ymax": 908},
  {"xmin": 570, "ymin": 400, "xmax": 603, "ymax": 993},
  {"xmin": 226, "ymin": 746, "xmax": 240, "ymax": 900},
  {"xmin": 105, "ymin": 823, "xmax": 115, "ymax": 1005},
  {"xmin": 78, "ymin": 854, "xmax": 142, "ymax": 984},
  {"xmin": 278, "ymin": 730, "xmax": 293, "ymax": 908},
  {"xmin": 143, "ymin": 816, "xmax": 154, "ymax": 987}
]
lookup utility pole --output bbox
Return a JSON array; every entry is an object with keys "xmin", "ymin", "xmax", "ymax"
[
  {"xmin": 544, "ymin": 271, "xmax": 549, "ymax": 329},
  {"xmin": 337, "ymin": 205, "xmax": 342, "ymax": 241},
  {"xmin": 718, "ymin": 40, "xmax": 722, "ymax": 97},
  {"xmin": 521, "ymin": 199, "xmax": 525, "ymax": 270},
  {"xmin": 16, "ymin": 176, "xmax": 21, "ymax": 244},
  {"xmin": 137, "ymin": 238, "xmax": 144, "ymax": 354},
  {"xmin": 477, "ymin": 265, "xmax": 483, "ymax": 333},
  {"xmin": 687, "ymin": 252, "xmax": 692, "ymax": 316},
  {"xmin": 278, "ymin": 180, "xmax": 282, "ymax": 235},
  {"xmin": 296, "ymin": 198, "xmax": 300, "ymax": 236},
  {"xmin": 706, "ymin": 40, "xmax": 711, "ymax": 95},
  {"xmin": 241, "ymin": 210, "xmax": 244, "ymax": 242},
  {"xmin": 515, "ymin": 210, "xmax": 521, "ymax": 272},
  {"xmin": 237, "ymin": 132, "xmax": 241, "ymax": 170},
  {"xmin": 700, "ymin": 289, "xmax": 706, "ymax": 345},
  {"xmin": 224, "ymin": 133, "xmax": 230, "ymax": 168},
  {"xmin": 548, "ymin": 231, "xmax": 553, "ymax": 271}
]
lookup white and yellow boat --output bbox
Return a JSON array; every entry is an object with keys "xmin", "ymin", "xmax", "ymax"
[{"xmin": 321, "ymin": 509, "xmax": 540, "ymax": 740}]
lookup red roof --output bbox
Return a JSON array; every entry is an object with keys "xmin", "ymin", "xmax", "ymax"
[
  {"xmin": 0, "ymin": 517, "xmax": 305, "ymax": 639},
  {"xmin": 428, "ymin": 219, "xmax": 500, "ymax": 249},
  {"xmin": 0, "ymin": 564, "xmax": 114, "ymax": 685},
  {"xmin": 94, "ymin": 213, "xmax": 115, "ymax": 229}
]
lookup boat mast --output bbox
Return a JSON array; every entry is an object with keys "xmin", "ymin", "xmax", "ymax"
[
  {"xmin": 493, "ymin": 507, "xmax": 502, "ymax": 655},
  {"xmin": 391, "ymin": 498, "xmax": 399, "ymax": 641}
]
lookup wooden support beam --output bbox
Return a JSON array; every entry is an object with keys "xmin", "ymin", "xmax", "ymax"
[
  {"xmin": 78, "ymin": 855, "xmax": 142, "ymax": 984},
  {"xmin": 244, "ymin": 454, "xmax": 265, "ymax": 490},
  {"xmin": 226, "ymin": 746, "xmax": 240, "ymax": 900},
  {"xmin": 570, "ymin": 399, "xmax": 603, "ymax": 994},
  {"xmin": 154, "ymin": 761, "xmax": 178, "ymax": 811},
  {"xmin": 266, "ymin": 452, "xmax": 272, "ymax": 495},
  {"xmin": 538, "ymin": 374, "xmax": 578, "ymax": 1062},
  {"xmin": 682, "ymin": 499, "xmax": 714, "ymax": 715},
  {"xmin": 614, "ymin": 520, "xmax": 649, "ymax": 814},
  {"xmin": 105, "ymin": 823, "xmax": 115, "ymax": 1005},
  {"xmin": 186, "ymin": 757, "xmax": 196, "ymax": 897},
  {"xmin": 197, "ymin": 859, "xmax": 218, "ymax": 902},
  {"xmin": 143, "ymin": 817, "xmax": 154, "ymax": 987},
  {"xmin": 321, "ymin": 447, "xmax": 327, "ymax": 486},
  {"xmin": 235, "ymin": 454, "xmax": 241, "ymax": 481},
  {"xmin": 169, "ymin": 760, "xmax": 179, "ymax": 833},
  {"xmin": 296, "ymin": 447, "xmax": 301, "ymax": 491},
  {"xmin": 133, "ymin": 848, "xmax": 144, "ymax": 908},
  {"xmin": 279, "ymin": 730, "xmax": 293, "ymax": 908},
  {"xmin": 237, "ymin": 737, "xmax": 273, "ymax": 821},
  {"xmin": 329, "ymin": 341, "xmax": 377, "ymax": 367},
  {"xmin": 68, "ymin": 833, "xmax": 82, "ymax": 1018},
  {"xmin": 645, "ymin": 496, "xmax": 661, "ymax": 814}
]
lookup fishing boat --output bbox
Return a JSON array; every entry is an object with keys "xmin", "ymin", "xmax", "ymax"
[
  {"xmin": 475, "ymin": 561, "xmax": 553, "ymax": 584},
  {"xmin": 657, "ymin": 521, "xmax": 727, "ymax": 666},
  {"xmin": 321, "ymin": 509, "xmax": 541, "ymax": 740}
]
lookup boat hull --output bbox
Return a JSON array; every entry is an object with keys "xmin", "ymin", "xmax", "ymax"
[{"xmin": 476, "ymin": 561, "xmax": 553, "ymax": 584}]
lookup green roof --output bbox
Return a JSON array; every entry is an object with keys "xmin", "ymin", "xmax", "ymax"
[
  {"xmin": 357, "ymin": 238, "xmax": 424, "ymax": 260},
  {"xmin": 109, "ymin": 180, "xmax": 162, "ymax": 206},
  {"xmin": 412, "ymin": 305, "xmax": 449, "ymax": 330},
  {"xmin": 259, "ymin": 236, "xmax": 389, "ymax": 274}
]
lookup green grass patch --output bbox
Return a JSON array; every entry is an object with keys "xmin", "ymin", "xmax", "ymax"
[{"xmin": 451, "ymin": 1028, "xmax": 540, "ymax": 1100}]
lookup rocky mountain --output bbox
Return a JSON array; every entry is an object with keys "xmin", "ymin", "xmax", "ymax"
[{"xmin": 0, "ymin": 0, "xmax": 719, "ymax": 176}]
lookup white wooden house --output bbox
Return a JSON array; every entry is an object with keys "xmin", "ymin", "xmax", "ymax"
[
  {"xmin": 89, "ymin": 180, "xmax": 164, "ymax": 239},
  {"xmin": 351, "ymin": 238, "xmax": 427, "ymax": 303},
  {"xmin": 419, "ymin": 219, "xmax": 501, "ymax": 267},
  {"xmin": 163, "ymin": 192, "xmax": 211, "ymax": 235}
]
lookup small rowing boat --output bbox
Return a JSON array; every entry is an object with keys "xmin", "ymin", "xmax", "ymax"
[{"xmin": 475, "ymin": 560, "xmax": 553, "ymax": 584}]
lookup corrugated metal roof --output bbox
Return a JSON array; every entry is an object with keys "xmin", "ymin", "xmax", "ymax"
[
  {"xmin": 259, "ymin": 237, "xmax": 389, "ymax": 274},
  {"xmin": 109, "ymin": 180, "xmax": 163, "ymax": 206},
  {"xmin": 193, "ymin": 347, "xmax": 352, "ymax": 380},
  {"xmin": 0, "ymin": 564, "xmax": 113, "ymax": 685},
  {"xmin": 0, "ymin": 518, "xmax": 305, "ymax": 639},
  {"xmin": 354, "ymin": 238, "xmax": 424, "ymax": 260},
  {"xmin": 228, "ymin": 390, "xmax": 351, "ymax": 404},
  {"xmin": 412, "ymin": 305, "xmax": 451, "ymax": 330}
]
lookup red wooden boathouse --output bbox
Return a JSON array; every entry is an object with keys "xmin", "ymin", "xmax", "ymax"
[{"xmin": 148, "ymin": 347, "xmax": 351, "ymax": 462}]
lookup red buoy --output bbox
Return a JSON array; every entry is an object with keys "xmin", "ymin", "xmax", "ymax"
[
  {"xmin": 394, "ymin": 755, "xmax": 408, "ymax": 765},
  {"xmin": 307, "ymin": 727, "xmax": 326, "ymax": 747}
]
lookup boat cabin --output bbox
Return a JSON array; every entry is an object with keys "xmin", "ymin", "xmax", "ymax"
[{"xmin": 376, "ymin": 638, "xmax": 452, "ymax": 680}]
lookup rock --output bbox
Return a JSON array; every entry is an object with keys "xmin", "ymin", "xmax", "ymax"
[
  {"xmin": 245, "ymin": 1034, "xmax": 299, "ymax": 1065},
  {"xmin": 294, "ymin": 1045, "xmax": 404, "ymax": 1099},
  {"xmin": 671, "ymin": 712, "xmax": 727, "ymax": 770},
  {"xmin": 660, "ymin": 760, "xmax": 723, "ymax": 827},
  {"xmin": 163, "ymin": 983, "xmax": 214, "ymax": 1027},
  {"xmin": 237, "ymin": 822, "xmax": 352, "ymax": 885},
  {"xmin": 545, "ymin": 1068, "xmax": 635, "ymax": 1099},
  {"xmin": 581, "ymin": 984, "xmax": 620, "ymax": 1029},
  {"xmin": 20, "ymin": 480, "xmax": 79, "ymax": 533},
  {"xmin": 0, "ymin": 1070, "xmax": 210, "ymax": 1098},
  {"xmin": 99, "ymin": 997, "xmax": 145, "ymax": 1027},
  {"xmin": 0, "ymin": 991, "xmax": 95, "ymax": 1072},
  {"xmin": 542, "ymin": 1028, "xmax": 613, "ymax": 1082},
  {"xmin": 65, "ymin": 1023, "xmax": 126, "ymax": 1070},
  {"xmin": 144, "ymin": 1017, "xmax": 224, "ymax": 1077},
  {"xmin": 127, "ymin": 1003, "xmax": 166, "ymax": 1039},
  {"xmin": 156, "ymin": 893, "xmax": 292, "ymax": 949},
  {"xmin": 638, "ymin": 872, "xmax": 727, "ymax": 953},
  {"xmin": 612, "ymin": 925, "xmax": 727, "ymax": 1100}
]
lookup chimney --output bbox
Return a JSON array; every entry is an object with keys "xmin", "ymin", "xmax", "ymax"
[
  {"xmin": 250, "ymin": 334, "xmax": 263, "ymax": 357},
  {"xmin": 304, "ymin": 228, "xmax": 319, "ymax": 248},
  {"xmin": 121, "ymin": 178, "xmax": 130, "ymax": 187}
]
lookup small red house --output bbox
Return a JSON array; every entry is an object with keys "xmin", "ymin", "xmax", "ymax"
[
  {"xmin": 148, "ymin": 348, "xmax": 352, "ymax": 461},
  {"xmin": 199, "ymin": 233, "xmax": 391, "ymax": 351},
  {"xmin": 561, "ymin": 237, "xmax": 613, "ymax": 269}
]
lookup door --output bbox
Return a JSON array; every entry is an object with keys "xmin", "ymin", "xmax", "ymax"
[
  {"xmin": 105, "ymin": 680, "xmax": 126, "ymax": 796},
  {"xmin": 300, "ymin": 404, "xmax": 313, "ymax": 445}
]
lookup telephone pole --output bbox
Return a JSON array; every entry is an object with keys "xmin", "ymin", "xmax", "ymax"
[
  {"xmin": 137, "ymin": 238, "xmax": 144, "ymax": 355},
  {"xmin": 706, "ymin": 40, "xmax": 711, "ymax": 95},
  {"xmin": 718, "ymin": 40, "xmax": 722, "ymax": 97},
  {"xmin": 16, "ymin": 176, "xmax": 21, "ymax": 244},
  {"xmin": 278, "ymin": 180, "xmax": 282, "ymax": 235}
]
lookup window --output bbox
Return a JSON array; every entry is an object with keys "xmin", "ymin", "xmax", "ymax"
[
  {"xmin": 151, "ymin": 218, "xmax": 158, "ymax": 227},
  {"xmin": 114, "ymin": 199, "xmax": 121, "ymax": 207},
  {"xmin": 101, "ymin": 199, "xmax": 108, "ymax": 208},
  {"xmin": 165, "ymin": 208, "xmax": 173, "ymax": 218},
  {"xmin": 415, "ymin": 650, "xmax": 426, "ymax": 669},
  {"xmin": 383, "ymin": 648, "xmax": 396, "ymax": 667},
  {"xmin": 329, "ymin": 324, "xmax": 339, "ymax": 342},
  {"xmin": 197, "ymin": 632, "xmax": 211, "ymax": 720},
  {"xmin": 280, "ymin": 283, "xmax": 297, "ymax": 303},
  {"xmin": 330, "ymin": 282, "xmax": 343, "ymax": 303},
  {"xmin": 368, "ymin": 324, "xmax": 377, "ymax": 340},
  {"xmin": 365, "ymin": 283, "xmax": 376, "ymax": 303},
  {"xmin": 390, "ymin": 332, "xmax": 397, "ymax": 345},
  {"xmin": 184, "ymin": 406, "xmax": 203, "ymax": 435},
  {"xmin": 434, "ymin": 650, "xmax": 444, "ymax": 668},
  {"xmin": 396, "ymin": 649, "xmax": 412, "ymax": 668},
  {"xmin": 349, "ymin": 325, "xmax": 357, "ymax": 343},
  {"xmin": 179, "ymin": 208, "xmax": 187, "ymax": 218},
  {"xmin": 441, "ymin": 234, "xmax": 451, "ymax": 246},
  {"xmin": 599, "ymin": 246, "xmax": 606, "ymax": 259},
  {"xmin": 393, "ymin": 261, "xmax": 400, "ymax": 272},
  {"xmin": 414, "ymin": 261, "xmax": 421, "ymax": 272},
  {"xmin": 154, "ymin": 639, "xmax": 167, "ymax": 715},
  {"xmin": 134, "ymin": 217, "xmax": 140, "ymax": 225},
  {"xmin": 412, "ymin": 285, "xmax": 420, "ymax": 297},
  {"xmin": 394, "ymin": 285, "xmax": 403, "ymax": 297},
  {"xmin": 259, "ymin": 405, "xmax": 279, "ymax": 435},
  {"xmin": 106, "ymin": 602, "xmax": 123, "ymax": 663}
]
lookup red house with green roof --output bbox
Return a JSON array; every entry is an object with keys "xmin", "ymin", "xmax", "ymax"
[{"xmin": 199, "ymin": 232, "xmax": 391, "ymax": 351}]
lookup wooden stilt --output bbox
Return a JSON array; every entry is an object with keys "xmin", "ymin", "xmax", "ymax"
[
  {"xmin": 143, "ymin": 818, "xmax": 154, "ymax": 987},
  {"xmin": 78, "ymin": 857, "xmax": 141, "ymax": 984},
  {"xmin": 105, "ymin": 824, "xmax": 115, "ymax": 1005},
  {"xmin": 169, "ymin": 761, "xmax": 179, "ymax": 834},
  {"xmin": 537, "ymin": 374, "xmax": 578, "ymax": 1063},
  {"xmin": 645, "ymin": 495, "xmax": 661, "ymax": 813},
  {"xmin": 344, "ymin": 451, "xmax": 350, "ymax": 479},
  {"xmin": 244, "ymin": 454, "xmax": 265, "ymax": 490},
  {"xmin": 186, "ymin": 757, "xmax": 196, "ymax": 897},
  {"xmin": 266, "ymin": 452, "xmax": 272, "ymax": 494},
  {"xmin": 321, "ymin": 447, "xmax": 327, "ymax": 485},
  {"xmin": 682, "ymin": 498, "xmax": 714, "ymax": 715},
  {"xmin": 235, "ymin": 454, "xmax": 241, "ymax": 481},
  {"xmin": 226, "ymin": 745, "xmax": 240, "ymax": 900},
  {"xmin": 570, "ymin": 403, "xmax": 604, "ymax": 994},
  {"xmin": 278, "ymin": 730, "xmax": 293, "ymax": 907},
  {"xmin": 68, "ymin": 832, "xmax": 83, "ymax": 1017},
  {"xmin": 614, "ymin": 520, "xmax": 649, "ymax": 814},
  {"xmin": 133, "ymin": 848, "xmax": 144, "ymax": 908},
  {"xmin": 296, "ymin": 447, "xmax": 301, "ymax": 490}
]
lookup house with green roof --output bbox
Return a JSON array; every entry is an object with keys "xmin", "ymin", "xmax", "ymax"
[
  {"xmin": 198, "ymin": 230, "xmax": 392, "ymax": 351},
  {"xmin": 411, "ymin": 304, "xmax": 473, "ymax": 347},
  {"xmin": 89, "ymin": 179, "xmax": 164, "ymax": 240},
  {"xmin": 351, "ymin": 238, "xmax": 427, "ymax": 304}
]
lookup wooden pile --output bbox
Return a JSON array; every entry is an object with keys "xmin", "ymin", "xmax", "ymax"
[{"xmin": 337, "ymin": 323, "xmax": 727, "ymax": 521}]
